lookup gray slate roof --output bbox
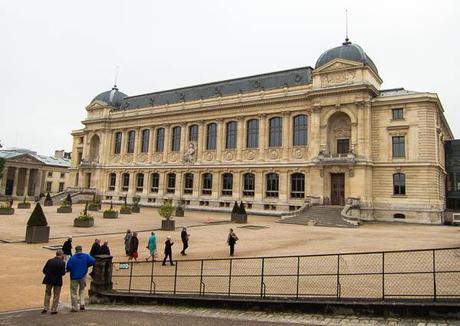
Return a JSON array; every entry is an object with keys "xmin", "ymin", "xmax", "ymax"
[
  {"xmin": 378, "ymin": 88, "xmax": 419, "ymax": 97},
  {"xmin": 0, "ymin": 149, "xmax": 70, "ymax": 167},
  {"xmin": 117, "ymin": 66, "xmax": 312, "ymax": 110},
  {"xmin": 91, "ymin": 86, "xmax": 127, "ymax": 109}
]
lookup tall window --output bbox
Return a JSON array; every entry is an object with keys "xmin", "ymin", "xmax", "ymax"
[
  {"xmin": 269, "ymin": 117, "xmax": 282, "ymax": 147},
  {"xmin": 171, "ymin": 126, "xmax": 181, "ymax": 151},
  {"xmin": 222, "ymin": 173, "xmax": 233, "ymax": 196},
  {"xmin": 127, "ymin": 130, "xmax": 135, "ymax": 153},
  {"xmin": 266, "ymin": 173, "xmax": 279, "ymax": 198},
  {"xmin": 59, "ymin": 182, "xmax": 65, "ymax": 192},
  {"xmin": 108, "ymin": 173, "xmax": 116, "ymax": 191},
  {"xmin": 167, "ymin": 173, "xmax": 176, "ymax": 194},
  {"xmin": 393, "ymin": 173, "xmax": 406, "ymax": 195},
  {"xmin": 184, "ymin": 173, "xmax": 193, "ymax": 194},
  {"xmin": 136, "ymin": 173, "xmax": 144, "ymax": 192},
  {"xmin": 46, "ymin": 181, "xmax": 52, "ymax": 192},
  {"xmin": 114, "ymin": 132, "xmax": 122, "ymax": 154},
  {"xmin": 122, "ymin": 173, "xmax": 130, "ymax": 192},
  {"xmin": 293, "ymin": 115, "xmax": 307, "ymax": 146},
  {"xmin": 141, "ymin": 129, "xmax": 150, "ymax": 153},
  {"xmin": 246, "ymin": 119, "xmax": 259, "ymax": 148},
  {"xmin": 243, "ymin": 173, "xmax": 255, "ymax": 197},
  {"xmin": 202, "ymin": 173, "xmax": 213, "ymax": 195},
  {"xmin": 392, "ymin": 136, "xmax": 405, "ymax": 158},
  {"xmin": 189, "ymin": 125, "xmax": 198, "ymax": 142},
  {"xmin": 226, "ymin": 121, "xmax": 237, "ymax": 149},
  {"xmin": 150, "ymin": 173, "xmax": 159, "ymax": 193},
  {"xmin": 206, "ymin": 123, "xmax": 217, "ymax": 150},
  {"xmin": 155, "ymin": 128, "xmax": 165, "ymax": 152},
  {"xmin": 291, "ymin": 173, "xmax": 305, "ymax": 198}
]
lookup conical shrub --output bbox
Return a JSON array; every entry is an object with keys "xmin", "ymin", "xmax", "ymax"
[{"xmin": 27, "ymin": 203, "xmax": 48, "ymax": 226}]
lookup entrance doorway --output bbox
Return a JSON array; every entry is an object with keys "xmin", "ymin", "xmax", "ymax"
[
  {"xmin": 5, "ymin": 180, "xmax": 13, "ymax": 196},
  {"xmin": 330, "ymin": 173, "xmax": 345, "ymax": 206}
]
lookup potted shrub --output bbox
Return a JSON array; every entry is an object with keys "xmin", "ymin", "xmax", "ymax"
[
  {"xmin": 18, "ymin": 197, "xmax": 31, "ymax": 209},
  {"xmin": 57, "ymin": 197, "xmax": 72, "ymax": 213},
  {"xmin": 103, "ymin": 201, "xmax": 118, "ymax": 219},
  {"xmin": 160, "ymin": 199, "xmax": 175, "ymax": 230},
  {"xmin": 175, "ymin": 199, "xmax": 185, "ymax": 217},
  {"xmin": 232, "ymin": 201, "xmax": 248, "ymax": 224},
  {"xmin": 44, "ymin": 193, "xmax": 53, "ymax": 206},
  {"xmin": 120, "ymin": 196, "xmax": 132, "ymax": 214},
  {"xmin": 25, "ymin": 203, "xmax": 50, "ymax": 243},
  {"xmin": 74, "ymin": 203, "xmax": 94, "ymax": 227},
  {"xmin": 0, "ymin": 201, "xmax": 14, "ymax": 215},
  {"xmin": 230, "ymin": 201, "xmax": 239, "ymax": 221},
  {"xmin": 88, "ymin": 193, "xmax": 101, "ymax": 211},
  {"xmin": 131, "ymin": 196, "xmax": 141, "ymax": 213}
]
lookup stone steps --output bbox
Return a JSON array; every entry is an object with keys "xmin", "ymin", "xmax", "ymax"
[{"xmin": 278, "ymin": 205, "xmax": 357, "ymax": 228}]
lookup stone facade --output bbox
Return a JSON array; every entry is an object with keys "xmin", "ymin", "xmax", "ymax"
[{"xmin": 69, "ymin": 41, "xmax": 453, "ymax": 224}]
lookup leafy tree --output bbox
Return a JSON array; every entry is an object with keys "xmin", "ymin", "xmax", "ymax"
[
  {"xmin": 159, "ymin": 199, "xmax": 174, "ymax": 221},
  {"xmin": 27, "ymin": 203, "xmax": 48, "ymax": 226}
]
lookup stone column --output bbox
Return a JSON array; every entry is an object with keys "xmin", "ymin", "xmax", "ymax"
[
  {"xmin": 162, "ymin": 125, "xmax": 170, "ymax": 163},
  {"xmin": 0, "ymin": 166, "xmax": 8, "ymax": 195},
  {"xmin": 158, "ymin": 171, "xmax": 166, "ymax": 197},
  {"xmin": 259, "ymin": 114, "xmax": 266, "ymax": 161},
  {"xmin": 216, "ymin": 119, "xmax": 223, "ymax": 162},
  {"xmin": 236, "ymin": 118, "xmax": 245, "ymax": 161},
  {"xmin": 311, "ymin": 106, "xmax": 321, "ymax": 156},
  {"xmin": 89, "ymin": 255, "xmax": 113, "ymax": 299},
  {"xmin": 133, "ymin": 128, "xmax": 140, "ymax": 162},
  {"xmin": 233, "ymin": 171, "xmax": 241, "ymax": 200},
  {"xmin": 254, "ymin": 170, "xmax": 264, "ymax": 202},
  {"xmin": 23, "ymin": 168, "xmax": 30, "ymax": 198},
  {"xmin": 142, "ymin": 171, "xmax": 149, "ymax": 196},
  {"xmin": 197, "ymin": 121, "xmax": 205, "ymax": 162},
  {"xmin": 279, "ymin": 170, "xmax": 288, "ymax": 202},
  {"xmin": 148, "ymin": 127, "xmax": 154, "ymax": 162},
  {"xmin": 176, "ymin": 171, "xmax": 183, "ymax": 198},
  {"xmin": 179, "ymin": 124, "xmax": 186, "ymax": 160},
  {"xmin": 12, "ymin": 168, "xmax": 19, "ymax": 197},
  {"xmin": 282, "ymin": 112, "xmax": 290, "ymax": 160},
  {"xmin": 121, "ymin": 129, "xmax": 127, "ymax": 155}
]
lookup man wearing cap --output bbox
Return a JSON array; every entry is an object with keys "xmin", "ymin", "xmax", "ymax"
[
  {"xmin": 62, "ymin": 237, "xmax": 72, "ymax": 262},
  {"xmin": 162, "ymin": 236, "xmax": 174, "ymax": 266},
  {"xmin": 66, "ymin": 245, "xmax": 96, "ymax": 312},
  {"xmin": 42, "ymin": 250, "xmax": 66, "ymax": 314}
]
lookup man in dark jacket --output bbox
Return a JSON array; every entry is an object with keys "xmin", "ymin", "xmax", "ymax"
[
  {"xmin": 180, "ymin": 227, "xmax": 189, "ymax": 256},
  {"xmin": 227, "ymin": 228, "xmax": 239, "ymax": 256},
  {"xmin": 66, "ymin": 246, "xmax": 96, "ymax": 312},
  {"xmin": 99, "ymin": 241, "xmax": 111, "ymax": 255},
  {"xmin": 62, "ymin": 237, "xmax": 72, "ymax": 262},
  {"xmin": 89, "ymin": 238, "xmax": 101, "ymax": 257},
  {"xmin": 128, "ymin": 232, "xmax": 139, "ymax": 261},
  {"xmin": 162, "ymin": 236, "xmax": 174, "ymax": 266},
  {"xmin": 42, "ymin": 250, "xmax": 66, "ymax": 314}
]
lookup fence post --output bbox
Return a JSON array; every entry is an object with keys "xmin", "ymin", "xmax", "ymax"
[
  {"xmin": 149, "ymin": 260, "xmax": 154, "ymax": 294},
  {"xmin": 296, "ymin": 256, "xmax": 300, "ymax": 300},
  {"xmin": 336, "ymin": 254, "xmax": 340, "ymax": 300},
  {"xmin": 228, "ymin": 259, "xmax": 232, "ymax": 296},
  {"xmin": 128, "ymin": 261, "xmax": 133, "ymax": 293},
  {"xmin": 200, "ymin": 259, "xmax": 204, "ymax": 296},
  {"xmin": 261, "ymin": 257, "xmax": 265, "ymax": 298},
  {"xmin": 174, "ymin": 260, "xmax": 178, "ymax": 295},
  {"xmin": 382, "ymin": 252, "xmax": 385, "ymax": 300},
  {"xmin": 433, "ymin": 249, "xmax": 437, "ymax": 301},
  {"xmin": 89, "ymin": 255, "xmax": 113, "ymax": 299}
]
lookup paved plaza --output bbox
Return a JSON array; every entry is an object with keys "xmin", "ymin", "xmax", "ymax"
[{"xmin": 0, "ymin": 204, "xmax": 459, "ymax": 312}]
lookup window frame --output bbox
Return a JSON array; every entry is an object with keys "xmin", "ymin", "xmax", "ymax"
[
  {"xmin": 171, "ymin": 126, "xmax": 181, "ymax": 152},
  {"xmin": 188, "ymin": 124, "xmax": 199, "ymax": 142},
  {"xmin": 221, "ymin": 173, "xmax": 233, "ymax": 196},
  {"xmin": 167, "ymin": 173, "xmax": 176, "ymax": 194},
  {"xmin": 392, "ymin": 136, "xmax": 406, "ymax": 158},
  {"xmin": 109, "ymin": 173, "xmax": 116, "ymax": 191},
  {"xmin": 225, "ymin": 121, "xmax": 238, "ymax": 149},
  {"xmin": 184, "ymin": 173, "xmax": 194, "ymax": 194},
  {"xmin": 202, "ymin": 173, "xmax": 213, "ymax": 195},
  {"xmin": 265, "ymin": 173, "xmax": 279, "ymax": 198},
  {"xmin": 206, "ymin": 123, "xmax": 217, "ymax": 150},
  {"xmin": 141, "ymin": 129, "xmax": 150, "ymax": 153},
  {"xmin": 246, "ymin": 119, "xmax": 259, "ymax": 148},
  {"xmin": 290, "ymin": 173, "xmax": 305, "ymax": 198},
  {"xmin": 127, "ymin": 130, "xmax": 135, "ymax": 154},
  {"xmin": 392, "ymin": 108, "xmax": 404, "ymax": 120},
  {"xmin": 292, "ymin": 114, "xmax": 308, "ymax": 146},
  {"xmin": 150, "ymin": 173, "xmax": 159, "ymax": 193},
  {"xmin": 122, "ymin": 173, "xmax": 130, "ymax": 192},
  {"xmin": 243, "ymin": 173, "xmax": 255, "ymax": 197},
  {"xmin": 114, "ymin": 132, "xmax": 122, "ymax": 154},
  {"xmin": 268, "ymin": 117, "xmax": 282, "ymax": 147},
  {"xmin": 136, "ymin": 173, "xmax": 144, "ymax": 192},
  {"xmin": 393, "ymin": 173, "xmax": 406, "ymax": 195}
]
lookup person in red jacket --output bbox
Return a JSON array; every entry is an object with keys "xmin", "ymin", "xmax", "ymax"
[{"xmin": 42, "ymin": 250, "xmax": 66, "ymax": 314}]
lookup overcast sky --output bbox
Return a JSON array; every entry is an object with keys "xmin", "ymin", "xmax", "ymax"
[{"xmin": 0, "ymin": 0, "xmax": 458, "ymax": 156}]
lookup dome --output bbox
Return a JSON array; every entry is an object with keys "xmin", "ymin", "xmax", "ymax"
[
  {"xmin": 315, "ymin": 39, "xmax": 378, "ymax": 75},
  {"xmin": 91, "ymin": 85, "xmax": 127, "ymax": 108}
]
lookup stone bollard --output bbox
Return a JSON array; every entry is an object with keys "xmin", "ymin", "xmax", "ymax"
[{"xmin": 89, "ymin": 255, "xmax": 113, "ymax": 299}]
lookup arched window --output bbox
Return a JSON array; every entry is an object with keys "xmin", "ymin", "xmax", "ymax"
[
  {"xmin": 202, "ymin": 173, "xmax": 213, "ymax": 195},
  {"xmin": 226, "ymin": 121, "xmax": 237, "ymax": 149},
  {"xmin": 136, "ymin": 173, "xmax": 144, "ymax": 192},
  {"xmin": 171, "ymin": 126, "xmax": 181, "ymax": 151},
  {"xmin": 393, "ymin": 173, "xmax": 406, "ymax": 195},
  {"xmin": 269, "ymin": 117, "xmax": 282, "ymax": 147},
  {"xmin": 108, "ymin": 173, "xmax": 116, "ymax": 191},
  {"xmin": 188, "ymin": 124, "xmax": 198, "ymax": 142},
  {"xmin": 222, "ymin": 173, "xmax": 233, "ymax": 196},
  {"xmin": 141, "ymin": 129, "xmax": 150, "ymax": 153},
  {"xmin": 114, "ymin": 132, "xmax": 122, "ymax": 154},
  {"xmin": 155, "ymin": 128, "xmax": 165, "ymax": 152},
  {"xmin": 246, "ymin": 119, "xmax": 259, "ymax": 148},
  {"xmin": 266, "ymin": 173, "xmax": 279, "ymax": 198},
  {"xmin": 290, "ymin": 173, "xmax": 305, "ymax": 198},
  {"xmin": 184, "ymin": 173, "xmax": 194, "ymax": 194},
  {"xmin": 293, "ymin": 115, "xmax": 308, "ymax": 146},
  {"xmin": 206, "ymin": 123, "xmax": 217, "ymax": 150},
  {"xmin": 243, "ymin": 173, "xmax": 255, "ymax": 197},
  {"xmin": 167, "ymin": 173, "xmax": 176, "ymax": 194},
  {"xmin": 127, "ymin": 130, "xmax": 135, "ymax": 153},
  {"xmin": 122, "ymin": 173, "xmax": 130, "ymax": 192},
  {"xmin": 150, "ymin": 173, "xmax": 159, "ymax": 193}
]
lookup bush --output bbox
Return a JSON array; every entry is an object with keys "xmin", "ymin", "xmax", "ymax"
[
  {"xmin": 75, "ymin": 214, "xmax": 94, "ymax": 221},
  {"xmin": 27, "ymin": 203, "xmax": 48, "ymax": 226},
  {"xmin": 66, "ymin": 193, "xmax": 72, "ymax": 206},
  {"xmin": 159, "ymin": 199, "xmax": 174, "ymax": 220},
  {"xmin": 132, "ymin": 196, "xmax": 140, "ymax": 207},
  {"xmin": 232, "ymin": 201, "xmax": 239, "ymax": 214},
  {"xmin": 239, "ymin": 201, "xmax": 246, "ymax": 215}
]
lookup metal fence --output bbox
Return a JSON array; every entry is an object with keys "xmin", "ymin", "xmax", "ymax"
[{"xmin": 111, "ymin": 247, "xmax": 460, "ymax": 301}]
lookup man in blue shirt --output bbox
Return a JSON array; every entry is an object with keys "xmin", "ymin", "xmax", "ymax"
[{"xmin": 66, "ymin": 245, "xmax": 95, "ymax": 312}]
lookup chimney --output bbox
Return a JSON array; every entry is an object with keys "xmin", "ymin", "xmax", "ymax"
[{"xmin": 54, "ymin": 150, "xmax": 65, "ymax": 159}]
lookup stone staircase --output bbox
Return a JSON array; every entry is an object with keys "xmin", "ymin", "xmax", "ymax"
[{"xmin": 278, "ymin": 205, "xmax": 357, "ymax": 228}]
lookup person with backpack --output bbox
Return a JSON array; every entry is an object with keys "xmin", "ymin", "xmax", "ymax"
[{"xmin": 227, "ymin": 228, "xmax": 239, "ymax": 256}]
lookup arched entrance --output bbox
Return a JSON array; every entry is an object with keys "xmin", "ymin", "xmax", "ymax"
[
  {"xmin": 89, "ymin": 134, "xmax": 100, "ymax": 162},
  {"xmin": 327, "ymin": 112, "xmax": 351, "ymax": 156}
]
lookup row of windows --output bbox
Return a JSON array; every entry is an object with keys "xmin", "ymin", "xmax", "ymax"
[
  {"xmin": 113, "ymin": 115, "xmax": 308, "ymax": 154},
  {"xmin": 45, "ymin": 182, "xmax": 65, "ymax": 193},
  {"xmin": 108, "ymin": 172, "xmax": 306, "ymax": 198}
]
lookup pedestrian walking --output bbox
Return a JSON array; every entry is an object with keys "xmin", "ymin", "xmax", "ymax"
[
  {"xmin": 124, "ymin": 229, "xmax": 132, "ymax": 256},
  {"xmin": 128, "ymin": 232, "xmax": 139, "ymax": 261},
  {"xmin": 162, "ymin": 236, "xmax": 174, "ymax": 266},
  {"xmin": 41, "ymin": 250, "xmax": 66, "ymax": 315},
  {"xmin": 227, "ymin": 228, "xmax": 239, "ymax": 256},
  {"xmin": 66, "ymin": 246, "xmax": 95, "ymax": 312},
  {"xmin": 89, "ymin": 238, "xmax": 101, "ymax": 257},
  {"xmin": 99, "ymin": 241, "xmax": 111, "ymax": 255},
  {"xmin": 145, "ymin": 232, "xmax": 157, "ymax": 262},
  {"xmin": 62, "ymin": 236, "xmax": 72, "ymax": 262},
  {"xmin": 180, "ymin": 227, "xmax": 190, "ymax": 256}
]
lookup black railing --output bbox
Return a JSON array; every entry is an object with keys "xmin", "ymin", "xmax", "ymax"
[{"xmin": 111, "ymin": 247, "xmax": 460, "ymax": 301}]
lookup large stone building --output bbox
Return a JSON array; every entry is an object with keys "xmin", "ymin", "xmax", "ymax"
[{"xmin": 69, "ymin": 39, "xmax": 453, "ymax": 224}]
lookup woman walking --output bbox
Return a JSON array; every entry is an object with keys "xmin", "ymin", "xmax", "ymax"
[
  {"xmin": 128, "ymin": 232, "xmax": 139, "ymax": 262},
  {"xmin": 124, "ymin": 229, "xmax": 132, "ymax": 256},
  {"xmin": 145, "ymin": 232, "xmax": 157, "ymax": 262}
]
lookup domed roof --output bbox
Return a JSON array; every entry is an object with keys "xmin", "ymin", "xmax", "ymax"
[
  {"xmin": 91, "ymin": 85, "xmax": 127, "ymax": 108},
  {"xmin": 315, "ymin": 39, "xmax": 378, "ymax": 75}
]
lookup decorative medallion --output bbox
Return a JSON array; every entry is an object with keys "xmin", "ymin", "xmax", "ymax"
[
  {"xmin": 123, "ymin": 154, "xmax": 133, "ymax": 163},
  {"xmin": 153, "ymin": 154, "xmax": 161, "ymax": 162},
  {"xmin": 170, "ymin": 153, "xmax": 178, "ymax": 162},
  {"xmin": 206, "ymin": 152, "xmax": 214, "ymax": 161},
  {"xmin": 269, "ymin": 149, "xmax": 279, "ymax": 160},
  {"xmin": 246, "ymin": 150, "xmax": 256, "ymax": 160},
  {"xmin": 138, "ymin": 154, "xmax": 147, "ymax": 163},
  {"xmin": 224, "ymin": 151, "xmax": 234, "ymax": 161},
  {"xmin": 294, "ymin": 149, "xmax": 303, "ymax": 159}
]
